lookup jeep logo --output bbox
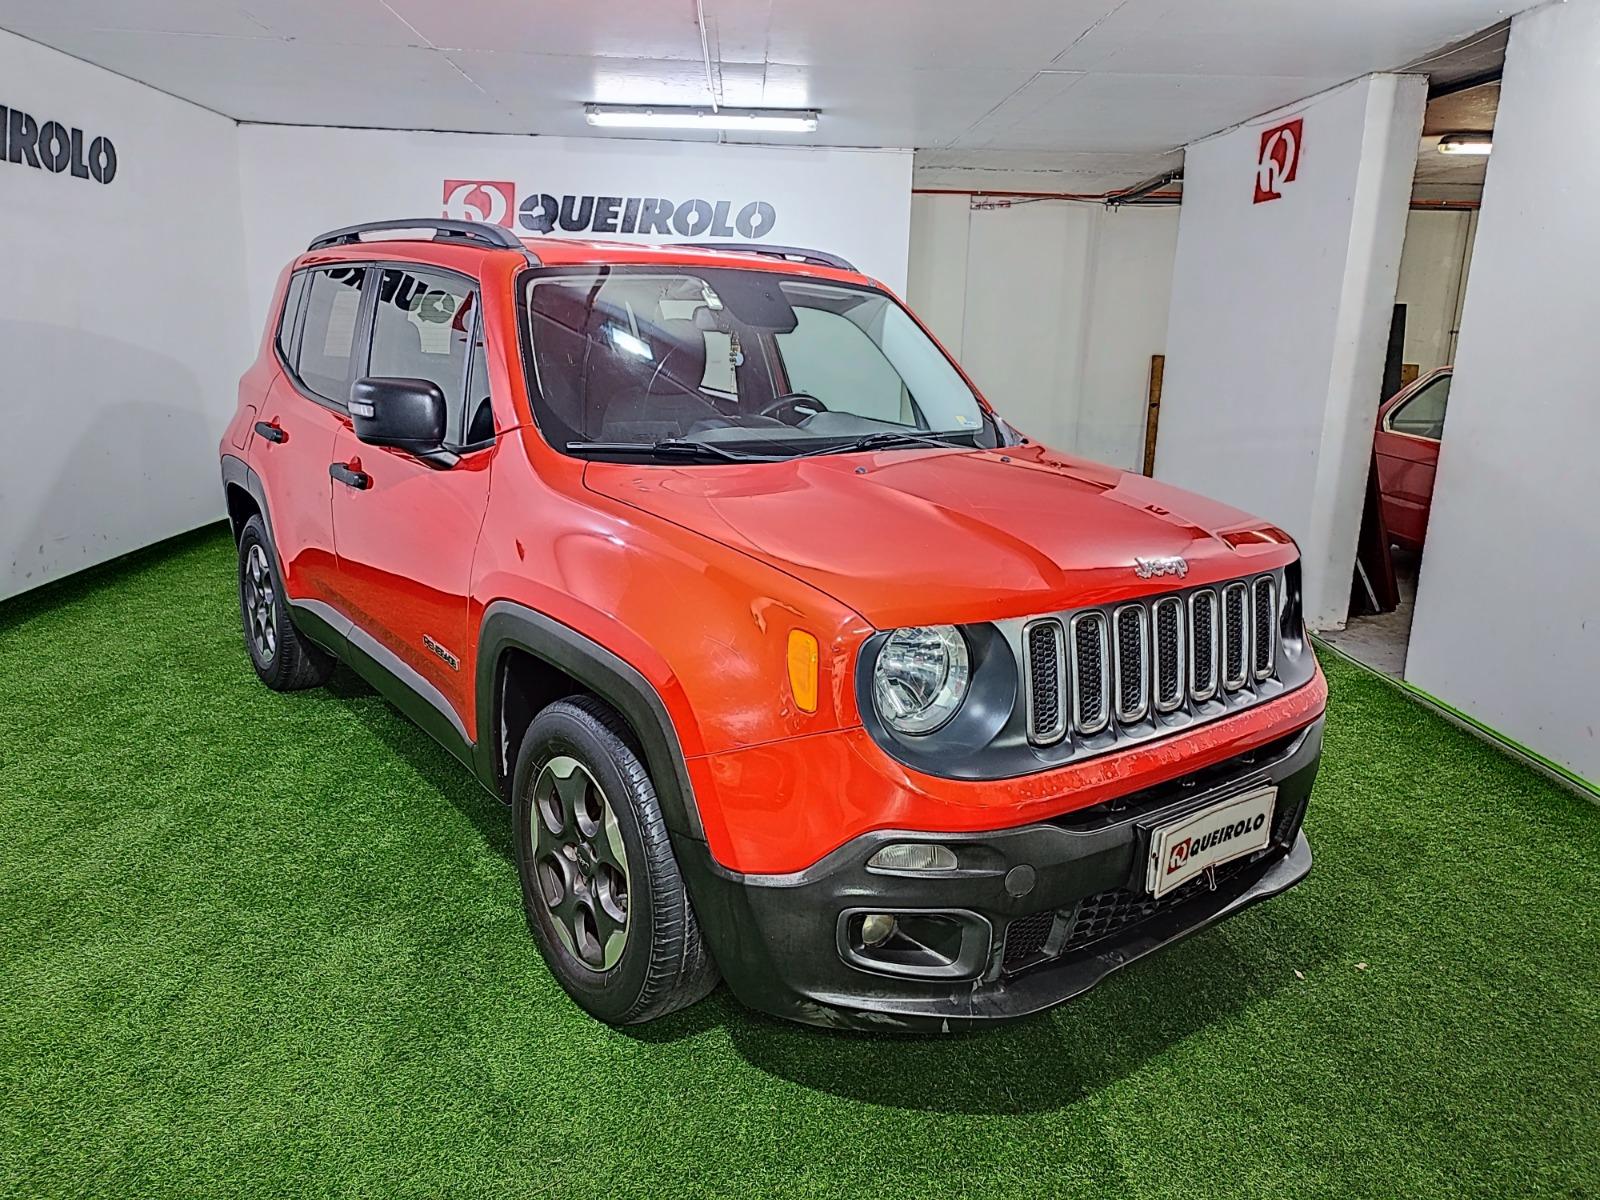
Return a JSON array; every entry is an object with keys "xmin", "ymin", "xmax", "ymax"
[{"xmin": 1134, "ymin": 555, "xmax": 1189, "ymax": 580}]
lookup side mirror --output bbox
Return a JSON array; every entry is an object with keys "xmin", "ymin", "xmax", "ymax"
[{"xmin": 349, "ymin": 377, "xmax": 457, "ymax": 467}]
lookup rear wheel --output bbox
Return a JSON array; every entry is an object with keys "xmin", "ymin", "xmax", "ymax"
[
  {"xmin": 236, "ymin": 515, "xmax": 334, "ymax": 691},
  {"xmin": 512, "ymin": 696, "xmax": 718, "ymax": 1024}
]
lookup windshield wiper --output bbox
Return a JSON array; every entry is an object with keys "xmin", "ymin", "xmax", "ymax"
[
  {"xmin": 795, "ymin": 430, "xmax": 974, "ymax": 458},
  {"xmin": 565, "ymin": 438, "xmax": 773, "ymax": 463}
]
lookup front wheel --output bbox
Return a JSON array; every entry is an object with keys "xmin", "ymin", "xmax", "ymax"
[{"xmin": 512, "ymin": 696, "xmax": 718, "ymax": 1024}]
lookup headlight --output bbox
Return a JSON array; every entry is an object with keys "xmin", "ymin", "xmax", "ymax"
[{"xmin": 872, "ymin": 625, "xmax": 970, "ymax": 735}]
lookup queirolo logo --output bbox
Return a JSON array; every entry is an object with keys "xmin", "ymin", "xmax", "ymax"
[
  {"xmin": 1, "ymin": 103, "xmax": 117, "ymax": 185},
  {"xmin": 443, "ymin": 179, "xmax": 777, "ymax": 240},
  {"xmin": 1165, "ymin": 812, "xmax": 1267, "ymax": 876},
  {"xmin": 1253, "ymin": 117, "xmax": 1303, "ymax": 204}
]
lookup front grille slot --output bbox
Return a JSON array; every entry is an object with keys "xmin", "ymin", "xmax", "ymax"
[
  {"xmin": 1002, "ymin": 910, "xmax": 1056, "ymax": 967},
  {"xmin": 1151, "ymin": 596, "xmax": 1185, "ymax": 713},
  {"xmin": 1112, "ymin": 604, "xmax": 1149, "ymax": 722},
  {"xmin": 1252, "ymin": 576, "xmax": 1276, "ymax": 680},
  {"xmin": 1221, "ymin": 582, "xmax": 1249, "ymax": 691},
  {"xmin": 1023, "ymin": 618, "xmax": 1067, "ymax": 745},
  {"xmin": 1003, "ymin": 855, "xmax": 1271, "ymax": 978},
  {"xmin": 1062, "ymin": 859, "xmax": 1256, "ymax": 956},
  {"xmin": 1069, "ymin": 612, "xmax": 1111, "ymax": 734},
  {"xmin": 1189, "ymin": 589, "xmax": 1219, "ymax": 701}
]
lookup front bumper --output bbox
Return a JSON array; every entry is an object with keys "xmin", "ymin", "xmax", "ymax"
[{"xmin": 676, "ymin": 717, "xmax": 1321, "ymax": 1030}]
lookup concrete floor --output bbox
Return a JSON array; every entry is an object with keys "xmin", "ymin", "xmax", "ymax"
[{"xmin": 1319, "ymin": 549, "xmax": 1421, "ymax": 679}]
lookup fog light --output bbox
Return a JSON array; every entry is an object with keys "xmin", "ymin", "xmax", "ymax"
[
  {"xmin": 868, "ymin": 843, "xmax": 958, "ymax": 871},
  {"xmin": 860, "ymin": 913, "xmax": 897, "ymax": 947},
  {"xmin": 839, "ymin": 910, "xmax": 987, "ymax": 980}
]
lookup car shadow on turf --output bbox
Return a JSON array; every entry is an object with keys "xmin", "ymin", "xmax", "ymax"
[
  {"xmin": 323, "ymin": 666, "xmax": 518, "ymax": 861},
  {"xmin": 322, "ymin": 666, "xmax": 1348, "ymax": 1116},
  {"xmin": 628, "ymin": 924, "xmax": 1304, "ymax": 1114}
]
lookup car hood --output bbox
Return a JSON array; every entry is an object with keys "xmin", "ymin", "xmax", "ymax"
[{"xmin": 583, "ymin": 444, "xmax": 1297, "ymax": 628}]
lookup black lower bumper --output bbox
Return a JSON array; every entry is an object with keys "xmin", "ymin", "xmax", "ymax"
[{"xmin": 677, "ymin": 718, "xmax": 1322, "ymax": 1030}]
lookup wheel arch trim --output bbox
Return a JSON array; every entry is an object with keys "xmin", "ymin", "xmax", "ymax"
[
  {"xmin": 220, "ymin": 455, "xmax": 278, "ymax": 561},
  {"xmin": 476, "ymin": 600, "xmax": 705, "ymax": 840}
]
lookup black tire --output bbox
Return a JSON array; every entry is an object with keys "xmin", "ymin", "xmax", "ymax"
[
  {"xmin": 512, "ymin": 696, "xmax": 718, "ymax": 1025},
  {"xmin": 236, "ymin": 514, "xmax": 335, "ymax": 692}
]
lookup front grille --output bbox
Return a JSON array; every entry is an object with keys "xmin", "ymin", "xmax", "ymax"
[
  {"xmin": 1020, "ymin": 571, "xmax": 1284, "ymax": 749},
  {"xmin": 1003, "ymin": 856, "xmax": 1264, "ymax": 975},
  {"xmin": 1024, "ymin": 619, "xmax": 1067, "ymax": 744},
  {"xmin": 1061, "ymin": 859, "xmax": 1253, "ymax": 955}
]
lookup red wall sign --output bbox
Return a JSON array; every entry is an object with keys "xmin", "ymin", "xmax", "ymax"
[
  {"xmin": 1254, "ymin": 117, "xmax": 1303, "ymax": 204},
  {"xmin": 442, "ymin": 179, "xmax": 516, "ymax": 226}
]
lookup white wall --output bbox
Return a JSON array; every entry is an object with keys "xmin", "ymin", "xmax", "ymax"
[
  {"xmin": 905, "ymin": 193, "xmax": 1474, "ymax": 477},
  {"xmin": 0, "ymin": 30, "xmax": 251, "ymax": 601},
  {"xmin": 238, "ymin": 125, "xmax": 912, "ymax": 341},
  {"xmin": 907, "ymin": 194, "xmax": 1178, "ymax": 471},
  {"xmin": 1396, "ymin": 207, "xmax": 1477, "ymax": 376},
  {"xmin": 1407, "ymin": 0, "xmax": 1600, "ymax": 786},
  {"xmin": 0, "ymin": 76, "xmax": 914, "ymax": 601},
  {"xmin": 1155, "ymin": 74, "xmax": 1426, "ymax": 630}
]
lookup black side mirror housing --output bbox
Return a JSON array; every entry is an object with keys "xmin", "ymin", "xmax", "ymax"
[{"xmin": 350, "ymin": 377, "xmax": 457, "ymax": 467}]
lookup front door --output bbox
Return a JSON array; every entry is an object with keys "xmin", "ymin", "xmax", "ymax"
[{"xmin": 329, "ymin": 265, "xmax": 493, "ymax": 739}]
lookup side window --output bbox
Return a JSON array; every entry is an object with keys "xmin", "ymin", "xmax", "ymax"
[
  {"xmin": 276, "ymin": 272, "xmax": 307, "ymax": 363},
  {"xmin": 370, "ymin": 268, "xmax": 475, "ymax": 446},
  {"xmin": 1388, "ymin": 375, "xmax": 1451, "ymax": 440},
  {"xmin": 776, "ymin": 306, "xmax": 911, "ymax": 424},
  {"xmin": 296, "ymin": 266, "xmax": 368, "ymax": 402}
]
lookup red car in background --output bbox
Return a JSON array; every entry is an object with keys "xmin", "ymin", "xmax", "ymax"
[{"xmin": 1374, "ymin": 366, "xmax": 1451, "ymax": 553}]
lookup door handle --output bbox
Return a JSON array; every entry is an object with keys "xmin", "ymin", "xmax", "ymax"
[
  {"xmin": 329, "ymin": 462, "xmax": 371, "ymax": 490},
  {"xmin": 254, "ymin": 421, "xmax": 287, "ymax": 444}
]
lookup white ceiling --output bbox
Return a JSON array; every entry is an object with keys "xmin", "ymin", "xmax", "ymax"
[{"xmin": 0, "ymin": 0, "xmax": 1531, "ymax": 182}]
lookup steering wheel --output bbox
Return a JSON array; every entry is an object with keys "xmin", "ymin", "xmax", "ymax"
[{"xmin": 757, "ymin": 391, "xmax": 828, "ymax": 424}]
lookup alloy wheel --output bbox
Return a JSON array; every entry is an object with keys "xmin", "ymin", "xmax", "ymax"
[
  {"xmin": 243, "ymin": 543, "xmax": 278, "ymax": 664},
  {"xmin": 530, "ymin": 755, "xmax": 631, "ymax": 970}
]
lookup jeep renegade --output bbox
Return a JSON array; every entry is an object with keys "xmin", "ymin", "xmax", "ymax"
[{"xmin": 220, "ymin": 219, "xmax": 1327, "ymax": 1030}]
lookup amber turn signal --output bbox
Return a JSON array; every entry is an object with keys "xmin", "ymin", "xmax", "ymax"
[{"xmin": 787, "ymin": 629, "xmax": 819, "ymax": 713}]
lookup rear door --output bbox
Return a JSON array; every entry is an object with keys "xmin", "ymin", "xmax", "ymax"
[
  {"xmin": 1374, "ymin": 370, "xmax": 1450, "ymax": 551},
  {"xmin": 328, "ymin": 264, "xmax": 493, "ymax": 736},
  {"xmin": 251, "ymin": 264, "xmax": 367, "ymax": 604}
]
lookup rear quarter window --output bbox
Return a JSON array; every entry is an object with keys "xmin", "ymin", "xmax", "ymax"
[{"xmin": 276, "ymin": 272, "xmax": 307, "ymax": 364}]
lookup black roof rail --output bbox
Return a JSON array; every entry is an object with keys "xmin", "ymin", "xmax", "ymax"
[
  {"xmin": 675, "ymin": 242, "xmax": 857, "ymax": 273},
  {"xmin": 308, "ymin": 218, "xmax": 539, "ymax": 264}
]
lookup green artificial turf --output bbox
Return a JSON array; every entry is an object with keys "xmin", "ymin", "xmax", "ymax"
[{"xmin": 2, "ymin": 527, "xmax": 1597, "ymax": 1199}]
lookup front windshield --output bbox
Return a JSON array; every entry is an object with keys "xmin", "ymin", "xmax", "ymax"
[{"xmin": 523, "ymin": 266, "xmax": 993, "ymax": 458}]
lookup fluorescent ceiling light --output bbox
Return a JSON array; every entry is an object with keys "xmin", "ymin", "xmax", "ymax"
[
  {"xmin": 1437, "ymin": 133, "xmax": 1493, "ymax": 156},
  {"xmin": 585, "ymin": 104, "xmax": 819, "ymax": 133}
]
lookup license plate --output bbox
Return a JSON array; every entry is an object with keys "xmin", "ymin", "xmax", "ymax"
[{"xmin": 1146, "ymin": 786, "xmax": 1277, "ymax": 899}]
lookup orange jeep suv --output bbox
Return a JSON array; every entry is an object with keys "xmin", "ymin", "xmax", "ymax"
[{"xmin": 220, "ymin": 219, "xmax": 1327, "ymax": 1030}]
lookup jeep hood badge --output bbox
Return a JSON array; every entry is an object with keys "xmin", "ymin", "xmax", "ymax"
[{"xmin": 1134, "ymin": 555, "xmax": 1189, "ymax": 580}]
